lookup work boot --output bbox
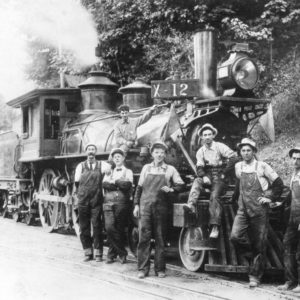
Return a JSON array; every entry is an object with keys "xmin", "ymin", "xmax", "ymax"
[
  {"xmin": 292, "ymin": 285, "xmax": 300, "ymax": 293},
  {"xmin": 83, "ymin": 255, "xmax": 93, "ymax": 262},
  {"xmin": 209, "ymin": 225, "xmax": 219, "ymax": 239},
  {"xmin": 105, "ymin": 257, "xmax": 115, "ymax": 264},
  {"xmin": 95, "ymin": 255, "xmax": 103, "ymax": 262},
  {"xmin": 183, "ymin": 203, "xmax": 196, "ymax": 214},
  {"xmin": 137, "ymin": 271, "xmax": 147, "ymax": 279},
  {"xmin": 118, "ymin": 255, "xmax": 127, "ymax": 264},
  {"xmin": 277, "ymin": 281, "xmax": 294, "ymax": 291},
  {"xmin": 249, "ymin": 276, "xmax": 260, "ymax": 288},
  {"xmin": 155, "ymin": 271, "xmax": 166, "ymax": 278}
]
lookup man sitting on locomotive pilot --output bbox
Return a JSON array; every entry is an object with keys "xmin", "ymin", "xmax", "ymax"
[
  {"xmin": 114, "ymin": 104, "xmax": 157, "ymax": 153},
  {"xmin": 183, "ymin": 123, "xmax": 238, "ymax": 239}
]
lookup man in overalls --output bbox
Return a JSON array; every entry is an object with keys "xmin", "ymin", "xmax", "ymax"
[
  {"xmin": 102, "ymin": 148, "xmax": 133, "ymax": 264},
  {"xmin": 183, "ymin": 123, "xmax": 237, "ymax": 239},
  {"xmin": 278, "ymin": 145, "xmax": 300, "ymax": 293},
  {"xmin": 133, "ymin": 141, "xmax": 184, "ymax": 279},
  {"xmin": 231, "ymin": 138, "xmax": 283, "ymax": 287},
  {"xmin": 74, "ymin": 143, "xmax": 110, "ymax": 262}
]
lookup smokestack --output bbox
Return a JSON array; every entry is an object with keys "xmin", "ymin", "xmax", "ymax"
[{"xmin": 193, "ymin": 30, "xmax": 217, "ymax": 98}]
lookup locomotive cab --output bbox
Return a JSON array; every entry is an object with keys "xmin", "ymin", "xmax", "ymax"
[{"xmin": 7, "ymin": 88, "xmax": 81, "ymax": 161}]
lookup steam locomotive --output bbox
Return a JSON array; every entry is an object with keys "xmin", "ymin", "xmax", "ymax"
[{"xmin": 0, "ymin": 30, "xmax": 285, "ymax": 274}]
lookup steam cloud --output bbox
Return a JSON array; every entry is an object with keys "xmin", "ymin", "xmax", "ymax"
[{"xmin": 0, "ymin": 0, "xmax": 98, "ymax": 100}]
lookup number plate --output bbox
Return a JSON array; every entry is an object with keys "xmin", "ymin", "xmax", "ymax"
[{"xmin": 151, "ymin": 79, "xmax": 201, "ymax": 99}]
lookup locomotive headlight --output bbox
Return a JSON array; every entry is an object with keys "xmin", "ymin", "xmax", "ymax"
[{"xmin": 217, "ymin": 52, "xmax": 259, "ymax": 96}]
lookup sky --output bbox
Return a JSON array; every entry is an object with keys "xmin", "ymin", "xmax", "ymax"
[{"xmin": 0, "ymin": 0, "xmax": 98, "ymax": 102}]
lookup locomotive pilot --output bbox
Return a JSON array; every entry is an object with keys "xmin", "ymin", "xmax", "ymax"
[
  {"xmin": 278, "ymin": 145, "xmax": 300, "ymax": 293},
  {"xmin": 133, "ymin": 141, "xmax": 185, "ymax": 279},
  {"xmin": 231, "ymin": 138, "xmax": 283, "ymax": 288},
  {"xmin": 74, "ymin": 143, "xmax": 111, "ymax": 262},
  {"xmin": 102, "ymin": 148, "xmax": 133, "ymax": 264},
  {"xmin": 114, "ymin": 104, "xmax": 157, "ymax": 153},
  {"xmin": 183, "ymin": 123, "xmax": 238, "ymax": 239}
]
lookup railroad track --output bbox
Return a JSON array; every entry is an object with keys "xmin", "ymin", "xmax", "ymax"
[{"xmin": 0, "ymin": 219, "xmax": 297, "ymax": 300}]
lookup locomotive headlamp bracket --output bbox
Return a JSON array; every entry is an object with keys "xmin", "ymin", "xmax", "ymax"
[{"xmin": 217, "ymin": 51, "xmax": 259, "ymax": 97}]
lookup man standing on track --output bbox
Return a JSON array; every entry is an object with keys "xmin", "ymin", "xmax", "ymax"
[
  {"xmin": 102, "ymin": 148, "xmax": 133, "ymax": 264},
  {"xmin": 231, "ymin": 138, "xmax": 283, "ymax": 288},
  {"xmin": 133, "ymin": 141, "xmax": 185, "ymax": 279},
  {"xmin": 278, "ymin": 145, "xmax": 300, "ymax": 293},
  {"xmin": 74, "ymin": 143, "xmax": 110, "ymax": 262}
]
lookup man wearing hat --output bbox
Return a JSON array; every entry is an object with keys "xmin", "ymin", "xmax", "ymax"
[
  {"xmin": 74, "ymin": 143, "xmax": 111, "ymax": 262},
  {"xmin": 114, "ymin": 104, "xmax": 157, "ymax": 152},
  {"xmin": 278, "ymin": 145, "xmax": 300, "ymax": 293},
  {"xmin": 231, "ymin": 138, "xmax": 283, "ymax": 288},
  {"xmin": 102, "ymin": 148, "xmax": 133, "ymax": 264},
  {"xmin": 184, "ymin": 123, "xmax": 237, "ymax": 239},
  {"xmin": 133, "ymin": 141, "xmax": 185, "ymax": 279}
]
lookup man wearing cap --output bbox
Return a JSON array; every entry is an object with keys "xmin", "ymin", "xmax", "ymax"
[
  {"xmin": 74, "ymin": 143, "xmax": 111, "ymax": 262},
  {"xmin": 133, "ymin": 141, "xmax": 185, "ymax": 279},
  {"xmin": 278, "ymin": 145, "xmax": 300, "ymax": 293},
  {"xmin": 114, "ymin": 104, "xmax": 157, "ymax": 152},
  {"xmin": 102, "ymin": 148, "xmax": 133, "ymax": 264},
  {"xmin": 184, "ymin": 123, "xmax": 237, "ymax": 239},
  {"xmin": 231, "ymin": 138, "xmax": 283, "ymax": 288}
]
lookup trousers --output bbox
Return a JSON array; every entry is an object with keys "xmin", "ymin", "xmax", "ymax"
[
  {"xmin": 78, "ymin": 203, "xmax": 103, "ymax": 256},
  {"xmin": 188, "ymin": 176, "xmax": 226, "ymax": 226},
  {"xmin": 231, "ymin": 209, "xmax": 268, "ymax": 279}
]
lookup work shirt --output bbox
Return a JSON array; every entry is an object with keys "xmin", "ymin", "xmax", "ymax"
[
  {"xmin": 114, "ymin": 109, "xmax": 153, "ymax": 145},
  {"xmin": 196, "ymin": 141, "xmax": 236, "ymax": 167},
  {"xmin": 235, "ymin": 159, "xmax": 278, "ymax": 192},
  {"xmin": 103, "ymin": 165, "xmax": 133, "ymax": 184},
  {"xmin": 75, "ymin": 160, "xmax": 110, "ymax": 182},
  {"xmin": 137, "ymin": 162, "xmax": 184, "ymax": 187}
]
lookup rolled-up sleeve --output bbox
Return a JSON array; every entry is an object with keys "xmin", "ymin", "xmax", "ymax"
[
  {"xmin": 137, "ymin": 165, "xmax": 147, "ymax": 186},
  {"xmin": 263, "ymin": 162, "xmax": 279, "ymax": 184},
  {"xmin": 219, "ymin": 143, "xmax": 236, "ymax": 159},
  {"xmin": 101, "ymin": 161, "xmax": 111, "ymax": 174},
  {"xmin": 136, "ymin": 109, "xmax": 153, "ymax": 127},
  {"xmin": 196, "ymin": 149, "xmax": 205, "ymax": 167},
  {"xmin": 74, "ymin": 163, "xmax": 82, "ymax": 182}
]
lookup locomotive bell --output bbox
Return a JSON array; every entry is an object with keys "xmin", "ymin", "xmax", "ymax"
[
  {"xmin": 78, "ymin": 71, "xmax": 120, "ymax": 111},
  {"xmin": 118, "ymin": 78, "xmax": 153, "ymax": 110}
]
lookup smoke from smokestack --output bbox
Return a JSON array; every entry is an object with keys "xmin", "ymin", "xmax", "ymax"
[
  {"xmin": 19, "ymin": 0, "xmax": 98, "ymax": 66},
  {"xmin": 0, "ymin": 0, "xmax": 98, "ymax": 100}
]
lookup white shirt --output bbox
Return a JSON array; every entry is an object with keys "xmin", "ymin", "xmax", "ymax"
[
  {"xmin": 137, "ymin": 162, "xmax": 184, "ymax": 187},
  {"xmin": 74, "ymin": 160, "xmax": 111, "ymax": 182},
  {"xmin": 196, "ymin": 141, "xmax": 236, "ymax": 167},
  {"xmin": 235, "ymin": 159, "xmax": 278, "ymax": 191},
  {"xmin": 103, "ymin": 165, "xmax": 133, "ymax": 184}
]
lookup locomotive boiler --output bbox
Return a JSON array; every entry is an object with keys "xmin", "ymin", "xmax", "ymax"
[{"xmin": 0, "ymin": 30, "xmax": 285, "ymax": 274}]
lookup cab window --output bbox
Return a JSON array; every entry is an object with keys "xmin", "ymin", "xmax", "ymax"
[{"xmin": 44, "ymin": 99, "xmax": 60, "ymax": 139}]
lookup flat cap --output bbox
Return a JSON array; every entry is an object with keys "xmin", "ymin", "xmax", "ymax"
[
  {"xmin": 150, "ymin": 141, "xmax": 168, "ymax": 153},
  {"xmin": 110, "ymin": 148, "xmax": 125, "ymax": 157},
  {"xmin": 118, "ymin": 104, "xmax": 130, "ymax": 112},
  {"xmin": 85, "ymin": 143, "xmax": 97, "ymax": 151}
]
